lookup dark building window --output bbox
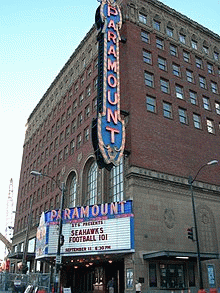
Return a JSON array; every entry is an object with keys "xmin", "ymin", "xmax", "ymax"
[
  {"xmin": 163, "ymin": 102, "xmax": 172, "ymax": 119},
  {"xmin": 160, "ymin": 264, "xmax": 186, "ymax": 289},
  {"xmin": 141, "ymin": 31, "xmax": 150, "ymax": 43},
  {"xmin": 146, "ymin": 96, "xmax": 156, "ymax": 113},
  {"xmin": 145, "ymin": 72, "xmax": 154, "ymax": 87},
  {"xmin": 149, "ymin": 263, "xmax": 157, "ymax": 287}
]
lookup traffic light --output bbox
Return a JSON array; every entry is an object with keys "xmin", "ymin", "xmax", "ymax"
[
  {"xmin": 60, "ymin": 234, "xmax": 64, "ymax": 246},
  {"xmin": 187, "ymin": 227, "xmax": 194, "ymax": 241}
]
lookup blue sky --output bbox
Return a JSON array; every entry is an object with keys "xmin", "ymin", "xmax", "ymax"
[{"xmin": 0, "ymin": 0, "xmax": 219, "ymax": 259}]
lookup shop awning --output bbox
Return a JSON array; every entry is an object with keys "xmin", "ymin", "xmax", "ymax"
[
  {"xmin": 143, "ymin": 250, "xmax": 219, "ymax": 260},
  {"xmin": 7, "ymin": 251, "xmax": 35, "ymax": 260}
]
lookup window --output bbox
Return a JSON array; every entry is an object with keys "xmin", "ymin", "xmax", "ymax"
[
  {"xmin": 183, "ymin": 51, "xmax": 190, "ymax": 63},
  {"xmin": 86, "ymin": 85, "xmax": 91, "ymax": 97},
  {"xmin": 85, "ymin": 105, "xmax": 90, "ymax": 119},
  {"xmin": 158, "ymin": 57, "xmax": 167, "ymax": 71},
  {"xmin": 195, "ymin": 57, "xmax": 203, "ymax": 69},
  {"xmin": 193, "ymin": 113, "xmax": 201, "ymax": 129},
  {"xmin": 163, "ymin": 102, "xmax": 172, "ymax": 119},
  {"xmin": 156, "ymin": 37, "xmax": 164, "ymax": 49},
  {"xmin": 170, "ymin": 44, "xmax": 177, "ymax": 56},
  {"xmin": 146, "ymin": 96, "xmax": 156, "ymax": 113},
  {"xmin": 145, "ymin": 72, "xmax": 154, "ymax": 87},
  {"xmin": 141, "ymin": 31, "xmax": 149, "ymax": 43},
  {"xmin": 65, "ymin": 125, "xmax": 70, "ymax": 139},
  {"xmin": 203, "ymin": 97, "xmax": 211, "ymax": 110},
  {"xmin": 211, "ymin": 82, "xmax": 218, "ymax": 94},
  {"xmin": 199, "ymin": 76, "xmax": 206, "ymax": 89},
  {"xmin": 160, "ymin": 79, "xmax": 169, "ymax": 93},
  {"xmin": 143, "ymin": 50, "xmax": 152, "ymax": 64},
  {"xmin": 186, "ymin": 70, "xmax": 194, "ymax": 83},
  {"xmin": 179, "ymin": 108, "xmax": 188, "ymax": 124},
  {"xmin": 84, "ymin": 127, "xmax": 90, "ymax": 142},
  {"xmin": 166, "ymin": 27, "xmax": 173, "ymax": 37},
  {"xmin": 160, "ymin": 264, "xmax": 185, "ymax": 289},
  {"xmin": 203, "ymin": 46, "xmax": 209, "ymax": 54},
  {"xmin": 139, "ymin": 13, "xmax": 147, "ymax": 24},
  {"xmin": 92, "ymin": 97, "xmax": 97, "ymax": 112},
  {"xmin": 172, "ymin": 64, "xmax": 181, "ymax": 76},
  {"xmin": 79, "ymin": 93, "xmax": 84, "ymax": 105},
  {"xmin": 69, "ymin": 175, "xmax": 77, "ymax": 208},
  {"xmin": 207, "ymin": 63, "xmax": 214, "ymax": 74},
  {"xmin": 94, "ymin": 77, "xmax": 98, "ymax": 90},
  {"xmin": 70, "ymin": 139, "xmax": 75, "ymax": 154},
  {"xmin": 207, "ymin": 119, "xmax": 215, "ymax": 134},
  {"xmin": 109, "ymin": 158, "xmax": 123, "ymax": 202},
  {"xmin": 64, "ymin": 145, "xmax": 69, "ymax": 159},
  {"xmin": 87, "ymin": 162, "xmax": 98, "ymax": 205},
  {"xmin": 215, "ymin": 102, "xmax": 220, "ymax": 115},
  {"xmin": 191, "ymin": 40, "xmax": 197, "ymax": 50},
  {"xmin": 153, "ymin": 20, "xmax": 160, "ymax": 31},
  {"xmin": 179, "ymin": 34, "xmax": 186, "ymax": 44},
  {"xmin": 77, "ymin": 134, "xmax": 82, "ymax": 149},
  {"xmin": 218, "ymin": 68, "xmax": 220, "ymax": 76},
  {"xmin": 78, "ymin": 112, "xmax": 83, "ymax": 126},
  {"xmin": 175, "ymin": 85, "xmax": 184, "ymax": 99},
  {"xmin": 189, "ymin": 91, "xmax": 197, "ymax": 105},
  {"xmin": 71, "ymin": 119, "xmax": 77, "ymax": 134},
  {"xmin": 214, "ymin": 51, "xmax": 219, "ymax": 61}
]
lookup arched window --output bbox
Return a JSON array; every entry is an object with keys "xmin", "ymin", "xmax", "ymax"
[
  {"xmin": 109, "ymin": 158, "xmax": 124, "ymax": 202},
  {"xmin": 69, "ymin": 175, "xmax": 77, "ymax": 208},
  {"xmin": 87, "ymin": 161, "xmax": 98, "ymax": 205}
]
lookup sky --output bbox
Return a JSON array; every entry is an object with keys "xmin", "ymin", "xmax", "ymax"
[{"xmin": 0, "ymin": 0, "xmax": 220, "ymax": 260}]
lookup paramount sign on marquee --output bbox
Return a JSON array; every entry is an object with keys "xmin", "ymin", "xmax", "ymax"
[
  {"xmin": 92, "ymin": 0, "xmax": 125, "ymax": 170},
  {"xmin": 36, "ymin": 201, "xmax": 134, "ymax": 258}
]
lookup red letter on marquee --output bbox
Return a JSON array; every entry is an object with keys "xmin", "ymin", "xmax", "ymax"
[
  {"xmin": 108, "ymin": 19, "xmax": 116, "ymax": 30},
  {"xmin": 108, "ymin": 5, "xmax": 118, "ymax": 17},
  {"xmin": 108, "ymin": 58, "xmax": 117, "ymax": 73},
  {"xmin": 108, "ymin": 74, "xmax": 117, "ymax": 88},
  {"xmin": 106, "ymin": 126, "xmax": 120, "ymax": 143},
  {"xmin": 108, "ymin": 45, "xmax": 117, "ymax": 57},
  {"xmin": 107, "ymin": 90, "xmax": 118, "ymax": 105},
  {"xmin": 108, "ymin": 31, "xmax": 116, "ymax": 44},
  {"xmin": 107, "ymin": 108, "xmax": 118, "ymax": 124}
]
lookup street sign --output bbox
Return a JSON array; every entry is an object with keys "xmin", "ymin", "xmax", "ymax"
[{"xmin": 56, "ymin": 255, "xmax": 62, "ymax": 264}]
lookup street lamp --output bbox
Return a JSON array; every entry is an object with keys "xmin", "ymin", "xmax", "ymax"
[
  {"xmin": 188, "ymin": 160, "xmax": 218, "ymax": 291},
  {"xmin": 30, "ymin": 171, "xmax": 65, "ymax": 293}
]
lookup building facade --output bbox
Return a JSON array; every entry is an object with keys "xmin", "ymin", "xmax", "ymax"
[{"xmin": 11, "ymin": 0, "xmax": 220, "ymax": 292}]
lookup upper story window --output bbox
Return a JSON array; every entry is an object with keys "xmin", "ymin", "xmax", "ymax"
[
  {"xmin": 203, "ymin": 46, "xmax": 209, "ymax": 54},
  {"xmin": 145, "ymin": 72, "xmax": 154, "ymax": 87},
  {"xmin": 191, "ymin": 40, "xmax": 198, "ymax": 50},
  {"xmin": 109, "ymin": 158, "xmax": 124, "ymax": 202},
  {"xmin": 156, "ymin": 37, "xmax": 164, "ymax": 50},
  {"xmin": 143, "ymin": 50, "xmax": 152, "ymax": 64},
  {"xmin": 203, "ymin": 96, "xmax": 211, "ymax": 110},
  {"xmin": 189, "ymin": 90, "xmax": 197, "ymax": 105},
  {"xmin": 139, "ymin": 13, "xmax": 147, "ymax": 24},
  {"xmin": 178, "ymin": 108, "xmax": 188, "ymax": 124},
  {"xmin": 175, "ymin": 85, "xmax": 184, "ymax": 99},
  {"xmin": 179, "ymin": 34, "xmax": 186, "ymax": 44},
  {"xmin": 160, "ymin": 79, "xmax": 169, "ymax": 93},
  {"xmin": 214, "ymin": 51, "xmax": 219, "ymax": 61},
  {"xmin": 193, "ymin": 113, "xmax": 202, "ymax": 129},
  {"xmin": 146, "ymin": 96, "xmax": 156, "ymax": 113},
  {"xmin": 207, "ymin": 63, "xmax": 214, "ymax": 74},
  {"xmin": 153, "ymin": 20, "xmax": 160, "ymax": 31},
  {"xmin": 163, "ymin": 102, "xmax": 172, "ymax": 119},
  {"xmin": 87, "ymin": 161, "xmax": 98, "ymax": 205},
  {"xmin": 207, "ymin": 118, "xmax": 215, "ymax": 134},
  {"xmin": 172, "ymin": 63, "xmax": 181, "ymax": 77},
  {"xmin": 186, "ymin": 70, "xmax": 194, "ymax": 83},
  {"xmin": 158, "ymin": 57, "xmax": 167, "ymax": 71},
  {"xmin": 199, "ymin": 76, "xmax": 207, "ymax": 89},
  {"xmin": 166, "ymin": 27, "xmax": 173, "ymax": 37},
  {"xmin": 183, "ymin": 51, "xmax": 190, "ymax": 63},
  {"xmin": 141, "ymin": 31, "xmax": 150, "ymax": 43},
  {"xmin": 69, "ymin": 174, "xmax": 77, "ymax": 208},
  {"xmin": 211, "ymin": 81, "xmax": 218, "ymax": 94},
  {"xmin": 170, "ymin": 44, "xmax": 177, "ymax": 56},
  {"xmin": 195, "ymin": 57, "xmax": 203, "ymax": 69},
  {"xmin": 215, "ymin": 101, "xmax": 220, "ymax": 115}
]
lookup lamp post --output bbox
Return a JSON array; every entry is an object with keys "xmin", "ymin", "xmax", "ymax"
[
  {"xmin": 188, "ymin": 160, "xmax": 218, "ymax": 291},
  {"xmin": 30, "ymin": 171, "xmax": 65, "ymax": 293}
]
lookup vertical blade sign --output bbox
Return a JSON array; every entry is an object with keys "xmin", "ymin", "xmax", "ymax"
[{"xmin": 93, "ymin": 0, "xmax": 125, "ymax": 170}]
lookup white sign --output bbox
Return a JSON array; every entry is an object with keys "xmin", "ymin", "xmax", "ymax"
[{"xmin": 48, "ymin": 217, "xmax": 133, "ymax": 256}]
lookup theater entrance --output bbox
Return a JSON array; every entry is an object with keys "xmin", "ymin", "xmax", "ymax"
[{"xmin": 62, "ymin": 257, "xmax": 124, "ymax": 293}]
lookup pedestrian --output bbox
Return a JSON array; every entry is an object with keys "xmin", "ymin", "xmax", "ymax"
[
  {"xmin": 135, "ymin": 280, "xmax": 142, "ymax": 293},
  {"xmin": 107, "ymin": 277, "xmax": 115, "ymax": 293}
]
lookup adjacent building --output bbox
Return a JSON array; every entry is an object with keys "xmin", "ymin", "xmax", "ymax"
[{"xmin": 10, "ymin": 0, "xmax": 220, "ymax": 292}]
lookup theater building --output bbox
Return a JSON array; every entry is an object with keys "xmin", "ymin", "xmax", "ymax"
[{"xmin": 11, "ymin": 0, "xmax": 220, "ymax": 292}]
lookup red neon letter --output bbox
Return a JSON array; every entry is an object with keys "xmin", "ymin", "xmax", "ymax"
[
  {"xmin": 108, "ymin": 31, "xmax": 116, "ymax": 44},
  {"xmin": 108, "ymin": 74, "xmax": 117, "ymax": 88},
  {"xmin": 108, "ymin": 19, "xmax": 116, "ymax": 30},
  {"xmin": 106, "ymin": 126, "xmax": 120, "ymax": 143},
  {"xmin": 108, "ymin": 58, "xmax": 117, "ymax": 72},
  {"xmin": 107, "ymin": 90, "xmax": 118, "ymax": 105},
  {"xmin": 108, "ymin": 45, "xmax": 117, "ymax": 57},
  {"xmin": 107, "ymin": 108, "xmax": 118, "ymax": 124},
  {"xmin": 108, "ymin": 5, "xmax": 118, "ymax": 16}
]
